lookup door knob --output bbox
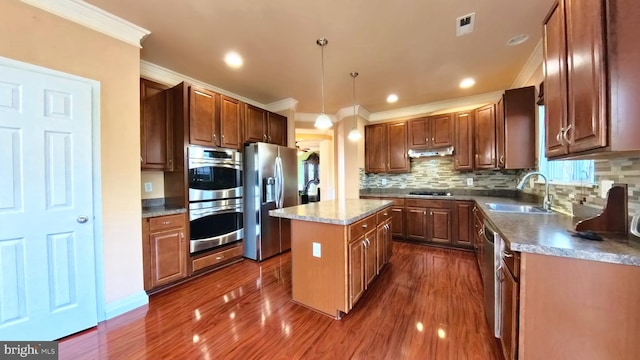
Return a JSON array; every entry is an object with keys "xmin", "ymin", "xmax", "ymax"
[{"xmin": 77, "ymin": 216, "xmax": 89, "ymax": 224}]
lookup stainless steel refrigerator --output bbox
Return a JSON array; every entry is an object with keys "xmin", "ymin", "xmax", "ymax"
[{"xmin": 244, "ymin": 142, "xmax": 298, "ymax": 261}]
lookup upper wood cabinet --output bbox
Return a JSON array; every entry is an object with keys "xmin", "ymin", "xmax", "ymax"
[
  {"xmin": 365, "ymin": 121, "xmax": 410, "ymax": 173},
  {"xmin": 140, "ymin": 78, "xmax": 173, "ymax": 170},
  {"xmin": 219, "ymin": 95, "xmax": 242, "ymax": 149},
  {"xmin": 496, "ymin": 86, "xmax": 536, "ymax": 169},
  {"xmin": 188, "ymin": 86, "xmax": 219, "ymax": 147},
  {"xmin": 267, "ymin": 112, "xmax": 288, "ymax": 146},
  {"xmin": 243, "ymin": 104, "xmax": 288, "ymax": 146},
  {"xmin": 408, "ymin": 114, "xmax": 453, "ymax": 150},
  {"xmin": 453, "ymin": 111, "xmax": 474, "ymax": 171},
  {"xmin": 543, "ymin": 0, "xmax": 640, "ymax": 159},
  {"xmin": 474, "ymin": 104, "xmax": 497, "ymax": 169}
]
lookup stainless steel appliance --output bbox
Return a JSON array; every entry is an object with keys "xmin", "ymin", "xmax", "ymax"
[
  {"xmin": 187, "ymin": 146, "xmax": 243, "ymax": 254},
  {"xmin": 244, "ymin": 142, "xmax": 298, "ymax": 261},
  {"xmin": 483, "ymin": 219, "xmax": 502, "ymax": 338},
  {"xmin": 188, "ymin": 146, "xmax": 243, "ymax": 201},
  {"xmin": 189, "ymin": 198, "xmax": 243, "ymax": 253}
]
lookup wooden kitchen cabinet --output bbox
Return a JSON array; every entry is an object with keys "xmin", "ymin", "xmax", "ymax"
[
  {"xmin": 364, "ymin": 228, "xmax": 377, "ymax": 287},
  {"xmin": 473, "ymin": 205, "xmax": 484, "ymax": 276},
  {"xmin": 348, "ymin": 235, "xmax": 366, "ymax": 308},
  {"xmin": 453, "ymin": 110, "xmax": 474, "ymax": 171},
  {"xmin": 140, "ymin": 78, "xmax": 173, "ymax": 170},
  {"xmin": 474, "ymin": 104, "xmax": 497, "ymax": 169},
  {"xmin": 543, "ymin": 0, "xmax": 640, "ymax": 159},
  {"xmin": 219, "ymin": 95, "xmax": 242, "ymax": 149},
  {"xmin": 188, "ymin": 86, "xmax": 218, "ymax": 147},
  {"xmin": 405, "ymin": 199, "xmax": 453, "ymax": 246},
  {"xmin": 243, "ymin": 104, "xmax": 288, "ymax": 146},
  {"xmin": 408, "ymin": 114, "xmax": 453, "ymax": 150},
  {"xmin": 453, "ymin": 201, "xmax": 474, "ymax": 249},
  {"xmin": 496, "ymin": 87, "xmax": 536, "ymax": 169},
  {"xmin": 376, "ymin": 209, "xmax": 393, "ymax": 273},
  {"xmin": 500, "ymin": 257, "xmax": 520, "ymax": 360},
  {"xmin": 365, "ymin": 121, "xmax": 409, "ymax": 173},
  {"xmin": 142, "ymin": 213, "xmax": 188, "ymax": 291}
]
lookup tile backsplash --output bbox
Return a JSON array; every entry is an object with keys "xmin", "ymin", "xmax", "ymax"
[
  {"xmin": 360, "ymin": 157, "xmax": 521, "ymax": 189},
  {"xmin": 360, "ymin": 155, "xmax": 640, "ymax": 219}
]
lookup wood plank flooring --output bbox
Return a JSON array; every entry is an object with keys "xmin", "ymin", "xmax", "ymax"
[{"xmin": 59, "ymin": 242, "xmax": 502, "ymax": 359}]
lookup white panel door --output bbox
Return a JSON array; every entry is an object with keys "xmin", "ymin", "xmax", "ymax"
[{"xmin": 0, "ymin": 60, "xmax": 97, "ymax": 340}]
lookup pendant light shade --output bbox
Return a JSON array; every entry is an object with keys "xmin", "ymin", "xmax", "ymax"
[
  {"xmin": 348, "ymin": 71, "xmax": 362, "ymax": 141},
  {"xmin": 314, "ymin": 38, "xmax": 333, "ymax": 129}
]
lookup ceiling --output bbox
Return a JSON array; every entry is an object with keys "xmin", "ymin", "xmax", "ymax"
[{"xmin": 86, "ymin": 0, "xmax": 554, "ymax": 116}]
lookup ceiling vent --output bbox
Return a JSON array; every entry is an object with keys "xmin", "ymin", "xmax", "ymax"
[{"xmin": 456, "ymin": 13, "xmax": 476, "ymax": 37}]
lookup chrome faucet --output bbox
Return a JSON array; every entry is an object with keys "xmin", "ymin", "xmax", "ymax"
[{"xmin": 516, "ymin": 171, "xmax": 552, "ymax": 211}]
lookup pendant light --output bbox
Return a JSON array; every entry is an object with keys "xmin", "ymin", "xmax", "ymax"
[
  {"xmin": 348, "ymin": 71, "xmax": 362, "ymax": 141},
  {"xmin": 314, "ymin": 38, "xmax": 333, "ymax": 129}
]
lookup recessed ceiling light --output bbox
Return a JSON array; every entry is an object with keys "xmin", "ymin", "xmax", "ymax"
[
  {"xmin": 507, "ymin": 34, "xmax": 529, "ymax": 46},
  {"xmin": 460, "ymin": 78, "xmax": 475, "ymax": 89},
  {"xmin": 224, "ymin": 51, "xmax": 243, "ymax": 68},
  {"xmin": 387, "ymin": 94, "xmax": 398, "ymax": 103}
]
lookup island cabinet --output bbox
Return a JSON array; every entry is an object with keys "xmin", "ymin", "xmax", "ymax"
[
  {"xmin": 405, "ymin": 199, "xmax": 453, "ymax": 246},
  {"xmin": 407, "ymin": 113, "xmax": 453, "ymax": 150},
  {"xmin": 140, "ymin": 78, "xmax": 173, "ymax": 171},
  {"xmin": 283, "ymin": 201, "xmax": 392, "ymax": 319},
  {"xmin": 365, "ymin": 122, "xmax": 410, "ymax": 173},
  {"xmin": 543, "ymin": 0, "xmax": 640, "ymax": 159},
  {"xmin": 142, "ymin": 213, "xmax": 188, "ymax": 291}
]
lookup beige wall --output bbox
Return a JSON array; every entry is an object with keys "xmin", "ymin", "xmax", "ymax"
[
  {"xmin": 141, "ymin": 171, "xmax": 166, "ymax": 200},
  {"xmin": 0, "ymin": 1, "xmax": 143, "ymax": 304}
]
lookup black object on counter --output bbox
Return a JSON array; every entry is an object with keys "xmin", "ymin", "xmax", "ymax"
[
  {"xmin": 408, "ymin": 191, "xmax": 452, "ymax": 196},
  {"xmin": 568, "ymin": 230, "xmax": 604, "ymax": 241}
]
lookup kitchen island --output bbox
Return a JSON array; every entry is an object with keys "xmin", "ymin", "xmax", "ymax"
[{"xmin": 270, "ymin": 199, "xmax": 393, "ymax": 319}]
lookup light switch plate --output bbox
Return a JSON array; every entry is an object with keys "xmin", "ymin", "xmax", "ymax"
[
  {"xmin": 381, "ymin": 178, "xmax": 388, "ymax": 186},
  {"xmin": 144, "ymin": 182, "xmax": 153, "ymax": 192},
  {"xmin": 312, "ymin": 242, "xmax": 321, "ymax": 258}
]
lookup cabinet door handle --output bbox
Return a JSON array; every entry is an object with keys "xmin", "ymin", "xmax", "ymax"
[
  {"xmin": 268, "ymin": 135, "xmax": 272, "ymax": 143},
  {"xmin": 499, "ymin": 155, "xmax": 505, "ymax": 165},
  {"xmin": 222, "ymin": 134, "xmax": 225, "ymax": 143},
  {"xmin": 562, "ymin": 124, "xmax": 572, "ymax": 145},
  {"xmin": 430, "ymin": 211, "xmax": 433, "ymax": 216},
  {"xmin": 263, "ymin": 134, "xmax": 267, "ymax": 142},
  {"xmin": 180, "ymin": 232, "xmax": 185, "ymax": 240},
  {"xmin": 213, "ymin": 133, "xmax": 218, "ymax": 143},
  {"xmin": 362, "ymin": 223, "xmax": 368, "ymax": 229},
  {"xmin": 431, "ymin": 137, "xmax": 434, "ymax": 142},
  {"xmin": 502, "ymin": 251, "xmax": 513, "ymax": 258}
]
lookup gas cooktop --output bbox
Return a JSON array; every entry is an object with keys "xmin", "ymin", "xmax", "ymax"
[{"xmin": 408, "ymin": 191, "xmax": 452, "ymax": 196}]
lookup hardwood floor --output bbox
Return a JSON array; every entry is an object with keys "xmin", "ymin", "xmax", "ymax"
[{"xmin": 59, "ymin": 242, "xmax": 502, "ymax": 359}]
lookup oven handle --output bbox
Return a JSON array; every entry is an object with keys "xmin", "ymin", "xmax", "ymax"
[
  {"xmin": 190, "ymin": 206, "xmax": 242, "ymax": 221},
  {"xmin": 188, "ymin": 160, "xmax": 242, "ymax": 170}
]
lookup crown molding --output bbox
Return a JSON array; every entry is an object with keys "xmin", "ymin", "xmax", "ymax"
[
  {"xmin": 335, "ymin": 105, "xmax": 371, "ymax": 122},
  {"xmin": 266, "ymin": 98, "xmax": 298, "ymax": 112},
  {"xmin": 20, "ymin": 0, "xmax": 150, "ymax": 48},
  {"xmin": 368, "ymin": 90, "xmax": 504, "ymax": 122},
  {"xmin": 140, "ymin": 60, "xmax": 267, "ymax": 108},
  {"xmin": 511, "ymin": 39, "xmax": 543, "ymax": 88}
]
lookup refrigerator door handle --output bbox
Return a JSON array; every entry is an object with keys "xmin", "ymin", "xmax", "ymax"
[
  {"xmin": 277, "ymin": 156, "xmax": 285, "ymax": 209},
  {"xmin": 274, "ymin": 156, "xmax": 282, "ymax": 208}
]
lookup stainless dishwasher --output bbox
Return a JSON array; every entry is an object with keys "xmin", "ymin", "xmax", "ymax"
[{"xmin": 483, "ymin": 220, "xmax": 501, "ymax": 338}]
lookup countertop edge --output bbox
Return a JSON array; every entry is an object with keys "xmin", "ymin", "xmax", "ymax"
[
  {"xmin": 269, "ymin": 200, "xmax": 393, "ymax": 226},
  {"xmin": 142, "ymin": 207, "xmax": 187, "ymax": 219}
]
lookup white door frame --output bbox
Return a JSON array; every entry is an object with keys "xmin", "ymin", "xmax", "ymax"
[{"xmin": 0, "ymin": 55, "xmax": 106, "ymax": 322}]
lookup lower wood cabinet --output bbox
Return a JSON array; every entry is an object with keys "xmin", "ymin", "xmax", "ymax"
[
  {"xmin": 500, "ymin": 259, "xmax": 519, "ymax": 360},
  {"xmin": 453, "ymin": 201, "xmax": 474, "ymax": 249},
  {"xmin": 142, "ymin": 213, "xmax": 188, "ymax": 291},
  {"xmin": 473, "ymin": 205, "xmax": 485, "ymax": 276},
  {"xmin": 405, "ymin": 199, "xmax": 453, "ymax": 245},
  {"xmin": 191, "ymin": 243, "xmax": 244, "ymax": 273}
]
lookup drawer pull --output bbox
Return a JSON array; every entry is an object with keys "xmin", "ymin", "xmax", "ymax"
[
  {"xmin": 383, "ymin": 212, "xmax": 388, "ymax": 216},
  {"xmin": 362, "ymin": 224, "xmax": 368, "ymax": 228},
  {"xmin": 162, "ymin": 221, "xmax": 171, "ymax": 225},
  {"xmin": 216, "ymin": 255, "xmax": 225, "ymax": 260}
]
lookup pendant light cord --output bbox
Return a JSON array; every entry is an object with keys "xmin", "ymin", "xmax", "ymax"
[{"xmin": 320, "ymin": 44, "xmax": 325, "ymax": 114}]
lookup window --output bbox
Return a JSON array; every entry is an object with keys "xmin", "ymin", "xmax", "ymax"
[{"xmin": 538, "ymin": 106, "xmax": 595, "ymax": 184}]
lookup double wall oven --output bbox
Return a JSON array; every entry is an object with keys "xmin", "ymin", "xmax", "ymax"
[{"xmin": 187, "ymin": 146, "xmax": 243, "ymax": 254}]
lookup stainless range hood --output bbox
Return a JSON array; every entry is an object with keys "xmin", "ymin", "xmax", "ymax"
[{"xmin": 407, "ymin": 146, "xmax": 454, "ymax": 158}]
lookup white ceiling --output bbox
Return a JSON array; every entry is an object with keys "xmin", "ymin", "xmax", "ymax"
[{"xmin": 86, "ymin": 0, "xmax": 554, "ymax": 116}]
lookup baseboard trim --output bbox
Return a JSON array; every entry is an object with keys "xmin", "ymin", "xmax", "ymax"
[{"xmin": 104, "ymin": 291, "xmax": 149, "ymax": 320}]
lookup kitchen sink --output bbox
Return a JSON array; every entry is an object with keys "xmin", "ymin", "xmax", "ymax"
[{"xmin": 485, "ymin": 203, "xmax": 553, "ymax": 214}]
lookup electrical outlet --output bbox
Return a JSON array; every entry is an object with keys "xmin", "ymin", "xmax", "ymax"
[
  {"xmin": 381, "ymin": 178, "xmax": 388, "ymax": 186},
  {"xmin": 312, "ymin": 242, "xmax": 321, "ymax": 258},
  {"xmin": 466, "ymin": 178, "xmax": 473, "ymax": 186},
  {"xmin": 144, "ymin": 182, "xmax": 153, "ymax": 192}
]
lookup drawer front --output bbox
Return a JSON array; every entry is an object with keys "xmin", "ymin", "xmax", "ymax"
[
  {"xmin": 192, "ymin": 245, "xmax": 243, "ymax": 272},
  {"xmin": 389, "ymin": 198, "xmax": 405, "ymax": 206},
  {"xmin": 405, "ymin": 199, "xmax": 452, "ymax": 209},
  {"xmin": 149, "ymin": 214, "xmax": 185, "ymax": 232},
  {"xmin": 377, "ymin": 207, "xmax": 392, "ymax": 223},
  {"xmin": 349, "ymin": 215, "xmax": 377, "ymax": 240}
]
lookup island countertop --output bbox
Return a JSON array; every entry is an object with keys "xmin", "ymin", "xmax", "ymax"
[{"xmin": 269, "ymin": 199, "xmax": 393, "ymax": 225}]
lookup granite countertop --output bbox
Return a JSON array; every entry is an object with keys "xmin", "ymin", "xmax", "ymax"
[
  {"xmin": 269, "ymin": 199, "xmax": 393, "ymax": 226},
  {"xmin": 142, "ymin": 205, "xmax": 187, "ymax": 218},
  {"xmin": 360, "ymin": 189, "xmax": 640, "ymax": 266}
]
